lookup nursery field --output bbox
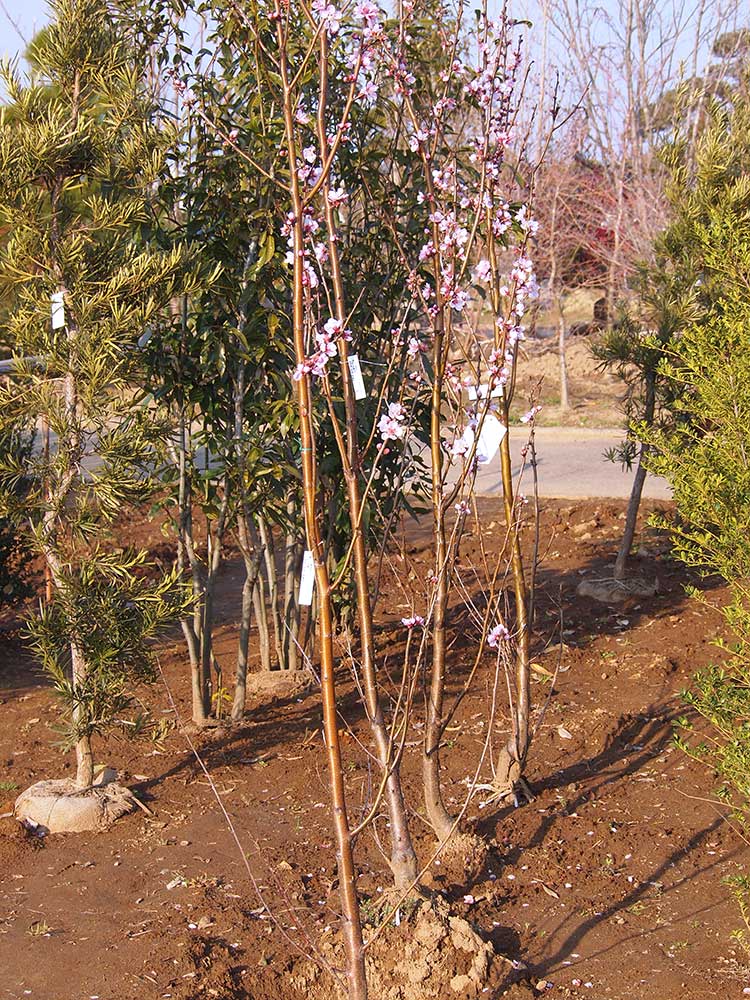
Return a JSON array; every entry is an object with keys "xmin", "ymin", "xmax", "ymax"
[{"xmin": 1, "ymin": 499, "xmax": 745, "ymax": 1000}]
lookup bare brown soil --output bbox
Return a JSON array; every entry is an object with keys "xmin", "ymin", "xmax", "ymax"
[
  {"xmin": 513, "ymin": 335, "xmax": 625, "ymax": 428},
  {"xmin": 1, "ymin": 499, "xmax": 747, "ymax": 1000}
]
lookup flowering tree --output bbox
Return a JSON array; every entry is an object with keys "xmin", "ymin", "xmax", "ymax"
[
  {"xmin": 121, "ymin": 1, "xmax": 549, "ymax": 995},
  {"xmin": 372, "ymin": 2, "xmax": 543, "ymax": 824}
]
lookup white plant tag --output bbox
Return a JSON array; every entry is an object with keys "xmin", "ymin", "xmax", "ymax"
[
  {"xmin": 347, "ymin": 355, "xmax": 366, "ymax": 400},
  {"xmin": 467, "ymin": 382, "xmax": 503, "ymax": 401},
  {"xmin": 476, "ymin": 412, "xmax": 506, "ymax": 464},
  {"xmin": 51, "ymin": 291, "xmax": 65, "ymax": 330},
  {"xmin": 298, "ymin": 550, "xmax": 315, "ymax": 606},
  {"xmin": 455, "ymin": 413, "xmax": 507, "ymax": 465}
]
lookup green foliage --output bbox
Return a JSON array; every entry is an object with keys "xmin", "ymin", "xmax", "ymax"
[
  {"xmin": 0, "ymin": 0, "xmax": 208, "ymax": 772},
  {"xmin": 593, "ymin": 259, "xmax": 698, "ymax": 471},
  {"xmin": 28, "ymin": 550, "xmax": 189, "ymax": 747},
  {"xmin": 0, "ymin": 421, "xmax": 34, "ymax": 610},
  {"xmin": 642, "ymin": 96, "xmax": 750, "ymax": 822}
]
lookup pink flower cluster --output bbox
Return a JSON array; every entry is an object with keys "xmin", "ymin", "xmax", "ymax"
[
  {"xmin": 282, "ymin": 208, "xmax": 326, "ymax": 290},
  {"xmin": 311, "ymin": 0, "xmax": 342, "ymax": 36},
  {"xmin": 378, "ymin": 401, "xmax": 406, "ymax": 442},
  {"xmin": 402, "ymin": 614, "xmax": 424, "ymax": 629},
  {"xmin": 293, "ymin": 318, "xmax": 352, "ymax": 382},
  {"xmin": 519, "ymin": 405, "xmax": 542, "ymax": 424},
  {"xmin": 487, "ymin": 623, "xmax": 510, "ymax": 648}
]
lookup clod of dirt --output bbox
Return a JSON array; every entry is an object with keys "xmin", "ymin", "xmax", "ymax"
[
  {"xmin": 576, "ymin": 576, "xmax": 658, "ymax": 604},
  {"xmin": 294, "ymin": 895, "xmax": 522, "ymax": 1000},
  {"xmin": 179, "ymin": 934, "xmax": 247, "ymax": 1000},
  {"xmin": 571, "ymin": 519, "xmax": 598, "ymax": 537},
  {"xmin": 244, "ymin": 669, "xmax": 313, "ymax": 703},
  {"xmin": 15, "ymin": 777, "xmax": 138, "ymax": 833},
  {"xmin": 0, "ymin": 803, "xmax": 43, "ymax": 867},
  {"xmin": 435, "ymin": 831, "xmax": 492, "ymax": 887}
]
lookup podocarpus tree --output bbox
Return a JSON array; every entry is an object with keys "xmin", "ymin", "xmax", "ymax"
[
  {"xmin": 0, "ymin": 0, "xmax": 205, "ymax": 789},
  {"xmin": 592, "ymin": 257, "xmax": 698, "ymax": 581}
]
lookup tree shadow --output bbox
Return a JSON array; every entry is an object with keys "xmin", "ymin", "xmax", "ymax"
[
  {"xmin": 529, "ymin": 813, "xmax": 734, "ymax": 981},
  {"xmin": 476, "ymin": 704, "xmax": 680, "ymax": 846}
]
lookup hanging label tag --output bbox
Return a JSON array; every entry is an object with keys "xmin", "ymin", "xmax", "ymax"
[
  {"xmin": 454, "ymin": 413, "xmax": 507, "ymax": 465},
  {"xmin": 347, "ymin": 355, "xmax": 366, "ymax": 400},
  {"xmin": 298, "ymin": 550, "xmax": 315, "ymax": 606},
  {"xmin": 51, "ymin": 291, "xmax": 65, "ymax": 330},
  {"xmin": 475, "ymin": 412, "xmax": 507, "ymax": 464},
  {"xmin": 467, "ymin": 382, "xmax": 503, "ymax": 401}
]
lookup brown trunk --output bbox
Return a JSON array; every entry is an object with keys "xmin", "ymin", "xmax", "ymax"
[
  {"xmin": 614, "ymin": 371, "xmax": 656, "ymax": 581},
  {"xmin": 498, "ymin": 423, "xmax": 531, "ymax": 774},
  {"xmin": 282, "ymin": 515, "xmax": 302, "ymax": 671},
  {"xmin": 71, "ymin": 640, "xmax": 94, "ymax": 788},
  {"xmin": 232, "ymin": 516, "xmax": 263, "ymax": 719},
  {"xmin": 277, "ymin": 15, "xmax": 366, "ymax": 997},
  {"xmin": 422, "ymin": 320, "xmax": 454, "ymax": 843},
  {"xmin": 317, "ymin": 36, "xmax": 417, "ymax": 885}
]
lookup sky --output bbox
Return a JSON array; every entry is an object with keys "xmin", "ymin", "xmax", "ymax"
[
  {"xmin": 0, "ymin": 0, "xmax": 741, "ymax": 89},
  {"xmin": 0, "ymin": 0, "xmax": 49, "ymax": 61}
]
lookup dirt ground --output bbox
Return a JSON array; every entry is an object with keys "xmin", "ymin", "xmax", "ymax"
[
  {"xmin": 1, "ymin": 499, "xmax": 748, "ymax": 1000},
  {"xmin": 513, "ymin": 335, "xmax": 625, "ymax": 428}
]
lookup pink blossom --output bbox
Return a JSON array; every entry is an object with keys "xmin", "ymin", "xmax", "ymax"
[
  {"xmin": 472, "ymin": 259, "xmax": 492, "ymax": 283},
  {"xmin": 402, "ymin": 615, "xmax": 424, "ymax": 628},
  {"xmin": 519, "ymin": 405, "xmax": 541, "ymax": 424},
  {"xmin": 323, "ymin": 318, "xmax": 343, "ymax": 338},
  {"xmin": 407, "ymin": 336, "xmax": 427, "ymax": 358},
  {"xmin": 379, "ymin": 401, "xmax": 406, "ymax": 442},
  {"xmin": 358, "ymin": 80, "xmax": 378, "ymax": 101},
  {"xmin": 488, "ymin": 623, "xmax": 510, "ymax": 648},
  {"xmin": 449, "ymin": 288, "xmax": 469, "ymax": 312},
  {"xmin": 327, "ymin": 187, "xmax": 348, "ymax": 206},
  {"xmin": 355, "ymin": 0, "xmax": 381, "ymax": 26},
  {"xmin": 311, "ymin": 0, "xmax": 342, "ymax": 34}
]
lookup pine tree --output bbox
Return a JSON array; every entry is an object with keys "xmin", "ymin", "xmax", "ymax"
[{"xmin": 0, "ymin": 0, "xmax": 205, "ymax": 789}]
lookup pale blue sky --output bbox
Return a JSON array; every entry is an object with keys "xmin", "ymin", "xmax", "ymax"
[
  {"xmin": 0, "ymin": 0, "xmax": 49, "ymax": 61},
  {"xmin": 0, "ymin": 0, "xmax": 742, "ymax": 89}
]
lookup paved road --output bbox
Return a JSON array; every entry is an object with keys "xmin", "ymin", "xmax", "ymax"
[{"xmin": 469, "ymin": 426, "xmax": 671, "ymax": 500}]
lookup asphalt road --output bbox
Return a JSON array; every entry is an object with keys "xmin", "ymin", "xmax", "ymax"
[{"xmin": 468, "ymin": 426, "xmax": 671, "ymax": 500}]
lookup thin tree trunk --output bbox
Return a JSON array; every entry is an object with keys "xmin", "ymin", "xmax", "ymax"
[
  {"xmin": 282, "ymin": 511, "xmax": 302, "ymax": 671},
  {"xmin": 495, "ymin": 422, "xmax": 532, "ymax": 793},
  {"xmin": 253, "ymin": 572, "xmax": 273, "ymax": 672},
  {"xmin": 614, "ymin": 371, "xmax": 656, "ymax": 581},
  {"xmin": 259, "ymin": 516, "xmax": 283, "ymax": 666},
  {"xmin": 71, "ymin": 640, "xmax": 94, "ymax": 788},
  {"xmin": 174, "ymin": 413, "xmax": 208, "ymax": 724},
  {"xmin": 422, "ymin": 326, "xmax": 454, "ymax": 843},
  {"xmin": 232, "ymin": 529, "xmax": 263, "ymax": 721},
  {"xmin": 277, "ymin": 20, "xmax": 366, "ymax": 994},
  {"xmin": 232, "ymin": 569, "xmax": 255, "ymax": 721},
  {"xmin": 170, "ymin": 329, "xmax": 210, "ymax": 725},
  {"xmin": 317, "ymin": 84, "xmax": 418, "ymax": 882},
  {"xmin": 558, "ymin": 313, "xmax": 569, "ymax": 411}
]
